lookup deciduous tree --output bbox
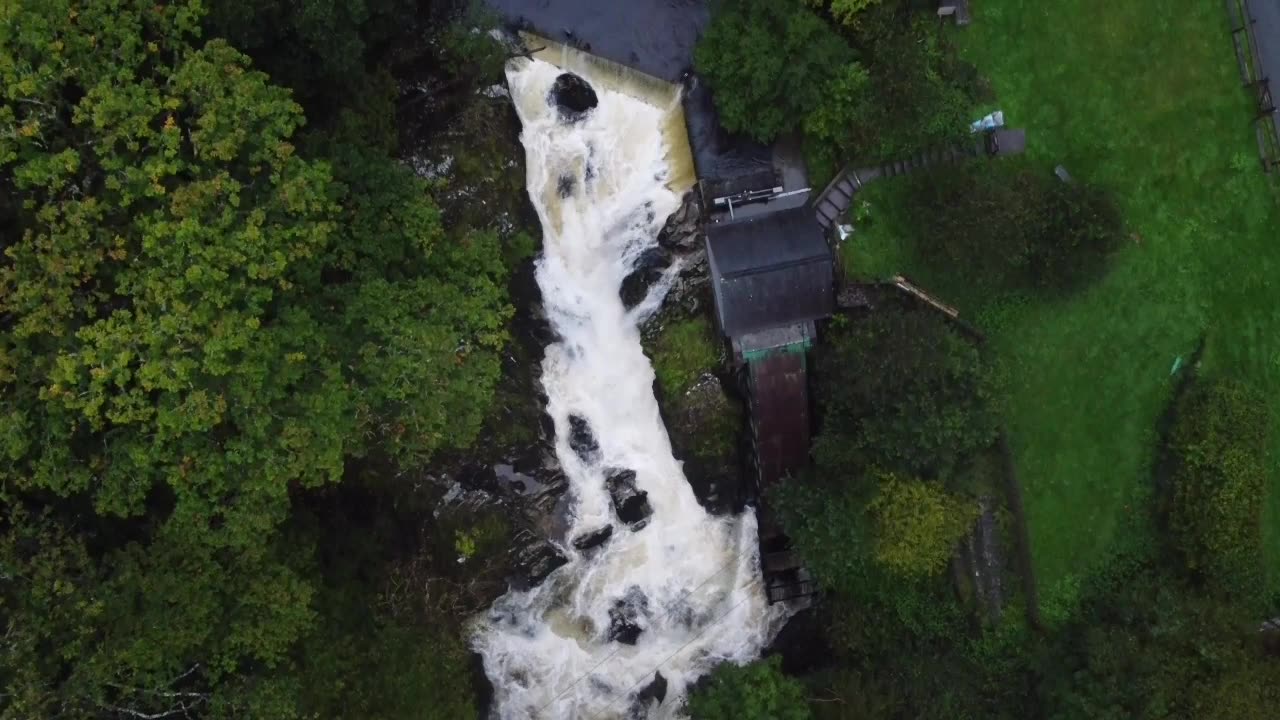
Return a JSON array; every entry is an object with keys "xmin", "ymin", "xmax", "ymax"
[
  {"xmin": 0, "ymin": 1, "xmax": 510, "ymax": 714},
  {"xmin": 694, "ymin": 0, "xmax": 853, "ymax": 144},
  {"xmin": 813, "ymin": 305, "xmax": 997, "ymax": 481}
]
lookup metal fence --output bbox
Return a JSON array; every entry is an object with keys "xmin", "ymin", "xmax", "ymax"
[{"xmin": 1228, "ymin": 0, "xmax": 1280, "ymax": 175}]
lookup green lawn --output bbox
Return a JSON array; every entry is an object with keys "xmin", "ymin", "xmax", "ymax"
[{"xmin": 846, "ymin": 1, "xmax": 1280, "ymax": 611}]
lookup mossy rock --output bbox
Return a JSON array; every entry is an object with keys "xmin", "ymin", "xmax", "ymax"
[
  {"xmin": 667, "ymin": 373, "xmax": 744, "ymax": 513},
  {"xmin": 646, "ymin": 312, "xmax": 744, "ymax": 512}
]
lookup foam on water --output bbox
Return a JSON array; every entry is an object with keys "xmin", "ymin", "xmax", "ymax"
[{"xmin": 471, "ymin": 56, "xmax": 783, "ymax": 719}]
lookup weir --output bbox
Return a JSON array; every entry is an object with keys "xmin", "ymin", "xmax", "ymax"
[{"xmin": 521, "ymin": 33, "xmax": 697, "ymax": 192}]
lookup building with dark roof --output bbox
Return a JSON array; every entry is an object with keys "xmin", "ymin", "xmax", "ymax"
[
  {"xmin": 705, "ymin": 199, "xmax": 832, "ymax": 608},
  {"xmin": 704, "ymin": 200, "xmax": 834, "ymax": 504},
  {"xmin": 706, "ymin": 205, "xmax": 834, "ymax": 345}
]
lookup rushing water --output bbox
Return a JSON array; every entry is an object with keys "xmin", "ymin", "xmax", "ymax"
[{"xmin": 472, "ymin": 54, "xmax": 782, "ymax": 719}]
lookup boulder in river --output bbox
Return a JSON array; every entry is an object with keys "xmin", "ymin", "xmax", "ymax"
[
  {"xmin": 620, "ymin": 246, "xmax": 672, "ymax": 309},
  {"xmin": 566, "ymin": 414, "xmax": 599, "ymax": 462},
  {"xmin": 605, "ymin": 468, "xmax": 652, "ymax": 527},
  {"xmin": 607, "ymin": 586, "xmax": 649, "ymax": 645},
  {"xmin": 571, "ymin": 525, "xmax": 614, "ymax": 552},
  {"xmin": 634, "ymin": 671, "xmax": 668, "ymax": 708},
  {"xmin": 657, "ymin": 191, "xmax": 704, "ymax": 252},
  {"xmin": 549, "ymin": 72, "xmax": 597, "ymax": 121}
]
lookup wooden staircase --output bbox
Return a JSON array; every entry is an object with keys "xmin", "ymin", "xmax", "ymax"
[
  {"xmin": 809, "ymin": 134, "xmax": 1020, "ymax": 234},
  {"xmin": 812, "ymin": 168, "xmax": 864, "ymax": 234},
  {"xmin": 761, "ymin": 548, "xmax": 818, "ymax": 605}
]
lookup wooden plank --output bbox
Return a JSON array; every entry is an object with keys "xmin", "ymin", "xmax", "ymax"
[
  {"xmin": 810, "ymin": 164, "xmax": 855, "ymax": 214},
  {"xmin": 1227, "ymin": 0, "xmax": 1247, "ymax": 30},
  {"xmin": 894, "ymin": 275, "xmax": 960, "ymax": 318},
  {"xmin": 1256, "ymin": 121, "xmax": 1276, "ymax": 172},
  {"xmin": 766, "ymin": 579, "xmax": 819, "ymax": 604}
]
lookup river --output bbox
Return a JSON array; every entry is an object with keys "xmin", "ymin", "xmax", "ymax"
[{"xmin": 471, "ymin": 52, "xmax": 782, "ymax": 719}]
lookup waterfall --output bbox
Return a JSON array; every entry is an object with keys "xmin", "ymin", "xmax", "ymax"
[{"xmin": 472, "ymin": 51, "xmax": 783, "ymax": 719}]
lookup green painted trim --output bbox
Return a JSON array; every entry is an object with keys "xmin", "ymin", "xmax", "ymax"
[{"xmin": 743, "ymin": 339, "xmax": 811, "ymax": 363}]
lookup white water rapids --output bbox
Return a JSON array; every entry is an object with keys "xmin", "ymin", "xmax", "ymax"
[{"xmin": 472, "ymin": 56, "xmax": 783, "ymax": 719}]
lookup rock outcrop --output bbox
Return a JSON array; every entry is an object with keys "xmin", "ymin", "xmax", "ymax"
[
  {"xmin": 666, "ymin": 373, "xmax": 744, "ymax": 515},
  {"xmin": 640, "ymin": 192, "xmax": 711, "ymax": 338},
  {"xmin": 571, "ymin": 525, "xmax": 614, "ymax": 552},
  {"xmin": 657, "ymin": 191, "xmax": 703, "ymax": 252},
  {"xmin": 620, "ymin": 247, "xmax": 673, "ymax": 309},
  {"xmin": 605, "ymin": 468, "xmax": 653, "ymax": 527},
  {"xmin": 607, "ymin": 586, "xmax": 649, "ymax": 645},
  {"xmin": 549, "ymin": 72, "xmax": 597, "ymax": 121},
  {"xmin": 509, "ymin": 528, "xmax": 568, "ymax": 590},
  {"xmin": 634, "ymin": 671, "xmax": 668, "ymax": 709},
  {"xmin": 567, "ymin": 414, "xmax": 600, "ymax": 463}
]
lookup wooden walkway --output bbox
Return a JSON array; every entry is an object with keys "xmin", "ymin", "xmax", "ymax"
[{"xmin": 811, "ymin": 129, "xmax": 1028, "ymax": 234}]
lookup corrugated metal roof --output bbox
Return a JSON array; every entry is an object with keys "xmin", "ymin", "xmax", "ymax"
[{"xmin": 706, "ymin": 206, "xmax": 834, "ymax": 337}]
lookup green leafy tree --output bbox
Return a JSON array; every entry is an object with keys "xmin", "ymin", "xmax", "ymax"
[
  {"xmin": 867, "ymin": 472, "xmax": 979, "ymax": 578},
  {"xmin": 805, "ymin": 0, "xmax": 885, "ymax": 26},
  {"xmin": 1038, "ymin": 550, "xmax": 1280, "ymax": 720},
  {"xmin": 688, "ymin": 656, "xmax": 812, "ymax": 720},
  {"xmin": 802, "ymin": 61, "xmax": 876, "ymax": 161},
  {"xmin": 2, "ymin": 0, "xmax": 348, "ymax": 533},
  {"xmin": 0, "ymin": 0, "xmax": 509, "ymax": 715},
  {"xmin": 695, "ymin": 0, "xmax": 854, "ymax": 143},
  {"xmin": 204, "ymin": 0, "xmax": 420, "ymax": 108},
  {"xmin": 813, "ymin": 305, "xmax": 997, "ymax": 481},
  {"xmin": 803, "ymin": 8, "xmax": 980, "ymax": 166}
]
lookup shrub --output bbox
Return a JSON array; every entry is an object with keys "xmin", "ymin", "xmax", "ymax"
[
  {"xmin": 1167, "ymin": 378, "xmax": 1269, "ymax": 588},
  {"xmin": 813, "ymin": 304, "xmax": 997, "ymax": 481},
  {"xmin": 868, "ymin": 472, "xmax": 980, "ymax": 578}
]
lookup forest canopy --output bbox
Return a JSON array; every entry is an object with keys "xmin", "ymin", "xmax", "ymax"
[{"xmin": 1, "ymin": 1, "xmax": 518, "ymax": 716}]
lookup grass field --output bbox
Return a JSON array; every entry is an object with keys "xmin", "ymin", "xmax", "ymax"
[{"xmin": 845, "ymin": 1, "xmax": 1280, "ymax": 610}]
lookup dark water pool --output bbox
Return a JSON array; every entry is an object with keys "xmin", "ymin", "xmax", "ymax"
[{"xmin": 484, "ymin": 0, "xmax": 710, "ymax": 83}]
